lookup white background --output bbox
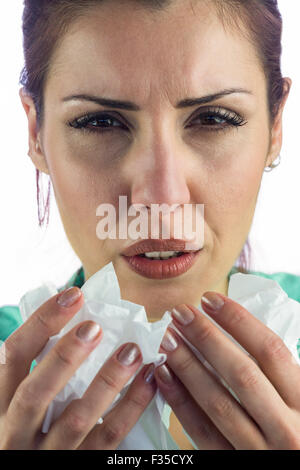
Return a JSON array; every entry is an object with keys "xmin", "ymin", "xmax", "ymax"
[{"xmin": 0, "ymin": 1, "xmax": 299, "ymax": 306}]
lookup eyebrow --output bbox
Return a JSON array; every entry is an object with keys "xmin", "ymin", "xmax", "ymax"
[{"xmin": 61, "ymin": 88, "xmax": 252, "ymax": 111}]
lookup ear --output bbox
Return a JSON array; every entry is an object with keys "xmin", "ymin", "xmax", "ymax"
[
  {"xmin": 19, "ymin": 87, "xmax": 50, "ymax": 175},
  {"xmin": 265, "ymin": 77, "xmax": 292, "ymax": 168}
]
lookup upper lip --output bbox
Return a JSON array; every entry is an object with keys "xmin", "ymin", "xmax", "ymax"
[{"xmin": 122, "ymin": 239, "xmax": 201, "ymax": 257}]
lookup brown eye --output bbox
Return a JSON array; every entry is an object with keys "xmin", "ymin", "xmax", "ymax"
[
  {"xmin": 188, "ymin": 107, "xmax": 247, "ymax": 132},
  {"xmin": 197, "ymin": 115, "xmax": 227, "ymax": 126},
  {"xmin": 69, "ymin": 112, "xmax": 128, "ymax": 134}
]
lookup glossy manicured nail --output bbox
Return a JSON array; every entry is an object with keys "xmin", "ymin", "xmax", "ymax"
[
  {"xmin": 172, "ymin": 305, "xmax": 195, "ymax": 325},
  {"xmin": 201, "ymin": 292, "xmax": 225, "ymax": 312},
  {"xmin": 157, "ymin": 364, "xmax": 174, "ymax": 384},
  {"xmin": 117, "ymin": 343, "xmax": 140, "ymax": 366},
  {"xmin": 57, "ymin": 287, "xmax": 81, "ymax": 307},
  {"xmin": 144, "ymin": 364, "xmax": 155, "ymax": 383},
  {"xmin": 161, "ymin": 329, "xmax": 178, "ymax": 352},
  {"xmin": 76, "ymin": 321, "xmax": 101, "ymax": 342}
]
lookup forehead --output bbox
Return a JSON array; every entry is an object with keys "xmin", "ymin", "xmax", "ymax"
[{"xmin": 45, "ymin": 0, "xmax": 264, "ymax": 106}]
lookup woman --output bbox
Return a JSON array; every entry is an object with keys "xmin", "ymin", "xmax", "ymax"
[{"xmin": 1, "ymin": 0, "xmax": 300, "ymax": 450}]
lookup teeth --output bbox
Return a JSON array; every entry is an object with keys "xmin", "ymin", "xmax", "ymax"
[{"xmin": 144, "ymin": 251, "xmax": 182, "ymax": 259}]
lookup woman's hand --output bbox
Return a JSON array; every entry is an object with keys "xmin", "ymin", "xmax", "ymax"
[
  {"xmin": 155, "ymin": 292, "xmax": 300, "ymax": 450},
  {"xmin": 0, "ymin": 287, "xmax": 156, "ymax": 450}
]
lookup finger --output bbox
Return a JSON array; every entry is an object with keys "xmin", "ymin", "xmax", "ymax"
[
  {"xmin": 170, "ymin": 304, "xmax": 291, "ymax": 440},
  {"xmin": 160, "ymin": 327, "xmax": 267, "ymax": 449},
  {"xmin": 198, "ymin": 293, "xmax": 300, "ymax": 408},
  {"xmin": 39, "ymin": 342, "xmax": 143, "ymax": 450},
  {"xmin": 154, "ymin": 364, "xmax": 234, "ymax": 450},
  {"xmin": 5, "ymin": 320, "xmax": 102, "ymax": 449},
  {"xmin": 78, "ymin": 364, "xmax": 157, "ymax": 450},
  {"xmin": 0, "ymin": 287, "xmax": 84, "ymax": 413}
]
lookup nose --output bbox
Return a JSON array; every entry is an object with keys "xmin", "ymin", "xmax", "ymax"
[{"xmin": 130, "ymin": 135, "xmax": 191, "ymax": 208}]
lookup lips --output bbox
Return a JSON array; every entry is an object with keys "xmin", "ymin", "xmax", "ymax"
[
  {"xmin": 121, "ymin": 238, "xmax": 200, "ymax": 257},
  {"xmin": 121, "ymin": 238, "xmax": 202, "ymax": 279},
  {"xmin": 122, "ymin": 249, "xmax": 202, "ymax": 279}
]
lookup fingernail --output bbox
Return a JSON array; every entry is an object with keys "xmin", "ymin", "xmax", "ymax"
[
  {"xmin": 57, "ymin": 287, "xmax": 81, "ymax": 307},
  {"xmin": 172, "ymin": 305, "xmax": 194, "ymax": 325},
  {"xmin": 117, "ymin": 343, "xmax": 141, "ymax": 366},
  {"xmin": 144, "ymin": 364, "xmax": 155, "ymax": 383},
  {"xmin": 201, "ymin": 292, "xmax": 225, "ymax": 312},
  {"xmin": 76, "ymin": 321, "xmax": 101, "ymax": 342},
  {"xmin": 157, "ymin": 364, "xmax": 174, "ymax": 384},
  {"xmin": 161, "ymin": 329, "xmax": 178, "ymax": 352}
]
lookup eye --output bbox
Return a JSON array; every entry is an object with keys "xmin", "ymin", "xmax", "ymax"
[
  {"xmin": 69, "ymin": 112, "xmax": 129, "ymax": 134},
  {"xmin": 187, "ymin": 106, "xmax": 247, "ymax": 132}
]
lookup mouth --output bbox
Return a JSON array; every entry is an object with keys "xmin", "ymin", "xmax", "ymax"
[
  {"xmin": 122, "ymin": 249, "xmax": 202, "ymax": 279},
  {"xmin": 121, "ymin": 238, "xmax": 202, "ymax": 257},
  {"xmin": 136, "ymin": 250, "xmax": 192, "ymax": 259}
]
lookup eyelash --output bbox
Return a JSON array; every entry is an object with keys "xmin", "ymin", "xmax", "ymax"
[{"xmin": 68, "ymin": 106, "xmax": 247, "ymax": 135}]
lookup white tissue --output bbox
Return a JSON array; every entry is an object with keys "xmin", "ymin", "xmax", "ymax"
[
  {"xmin": 19, "ymin": 261, "xmax": 174, "ymax": 448},
  {"xmin": 18, "ymin": 265, "xmax": 300, "ymax": 450},
  {"xmin": 229, "ymin": 273, "xmax": 300, "ymax": 363}
]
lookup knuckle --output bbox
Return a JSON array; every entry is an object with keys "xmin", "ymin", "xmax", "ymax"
[
  {"xmin": 35, "ymin": 311, "xmax": 52, "ymax": 337},
  {"xmin": 226, "ymin": 305, "xmax": 247, "ymax": 327},
  {"xmin": 168, "ymin": 388, "xmax": 189, "ymax": 409},
  {"xmin": 52, "ymin": 346, "xmax": 74, "ymax": 368},
  {"xmin": 261, "ymin": 334, "xmax": 289, "ymax": 362},
  {"xmin": 233, "ymin": 363, "xmax": 260, "ymax": 390},
  {"xmin": 176, "ymin": 353, "xmax": 195, "ymax": 375},
  {"xmin": 97, "ymin": 371, "xmax": 119, "ymax": 394},
  {"xmin": 126, "ymin": 392, "xmax": 149, "ymax": 412},
  {"xmin": 12, "ymin": 381, "xmax": 44, "ymax": 414},
  {"xmin": 2, "ymin": 335, "xmax": 27, "ymax": 368},
  {"xmin": 101, "ymin": 422, "xmax": 124, "ymax": 447},
  {"xmin": 207, "ymin": 395, "xmax": 234, "ymax": 420},
  {"xmin": 195, "ymin": 420, "xmax": 216, "ymax": 444},
  {"xmin": 194, "ymin": 322, "xmax": 214, "ymax": 344},
  {"xmin": 63, "ymin": 408, "xmax": 90, "ymax": 438}
]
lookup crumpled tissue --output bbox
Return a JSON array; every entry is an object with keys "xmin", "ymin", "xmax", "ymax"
[
  {"xmin": 19, "ymin": 261, "xmax": 174, "ymax": 449},
  {"xmin": 18, "ymin": 262, "xmax": 300, "ymax": 450}
]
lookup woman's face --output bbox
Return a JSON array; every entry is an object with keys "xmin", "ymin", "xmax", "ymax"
[{"xmin": 21, "ymin": 0, "xmax": 289, "ymax": 319}]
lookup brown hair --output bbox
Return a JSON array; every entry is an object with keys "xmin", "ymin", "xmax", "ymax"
[{"xmin": 19, "ymin": 0, "xmax": 288, "ymax": 273}]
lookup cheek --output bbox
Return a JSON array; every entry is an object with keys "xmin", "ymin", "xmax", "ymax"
[
  {"xmin": 191, "ymin": 126, "xmax": 269, "ymax": 228},
  {"xmin": 64, "ymin": 130, "xmax": 130, "ymax": 168},
  {"xmin": 45, "ymin": 134, "xmax": 124, "ymax": 228}
]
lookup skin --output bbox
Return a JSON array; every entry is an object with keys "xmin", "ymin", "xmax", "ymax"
[
  {"xmin": 13, "ymin": 0, "xmax": 299, "ymax": 450},
  {"xmin": 0, "ymin": 290, "xmax": 158, "ymax": 449},
  {"xmin": 155, "ymin": 297, "xmax": 300, "ymax": 449},
  {"xmin": 20, "ymin": 0, "xmax": 290, "ymax": 321}
]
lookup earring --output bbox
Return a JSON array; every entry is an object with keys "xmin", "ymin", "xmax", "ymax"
[{"xmin": 264, "ymin": 154, "xmax": 281, "ymax": 172}]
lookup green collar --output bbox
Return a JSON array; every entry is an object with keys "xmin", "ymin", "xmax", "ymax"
[{"xmin": 63, "ymin": 266, "xmax": 86, "ymax": 290}]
